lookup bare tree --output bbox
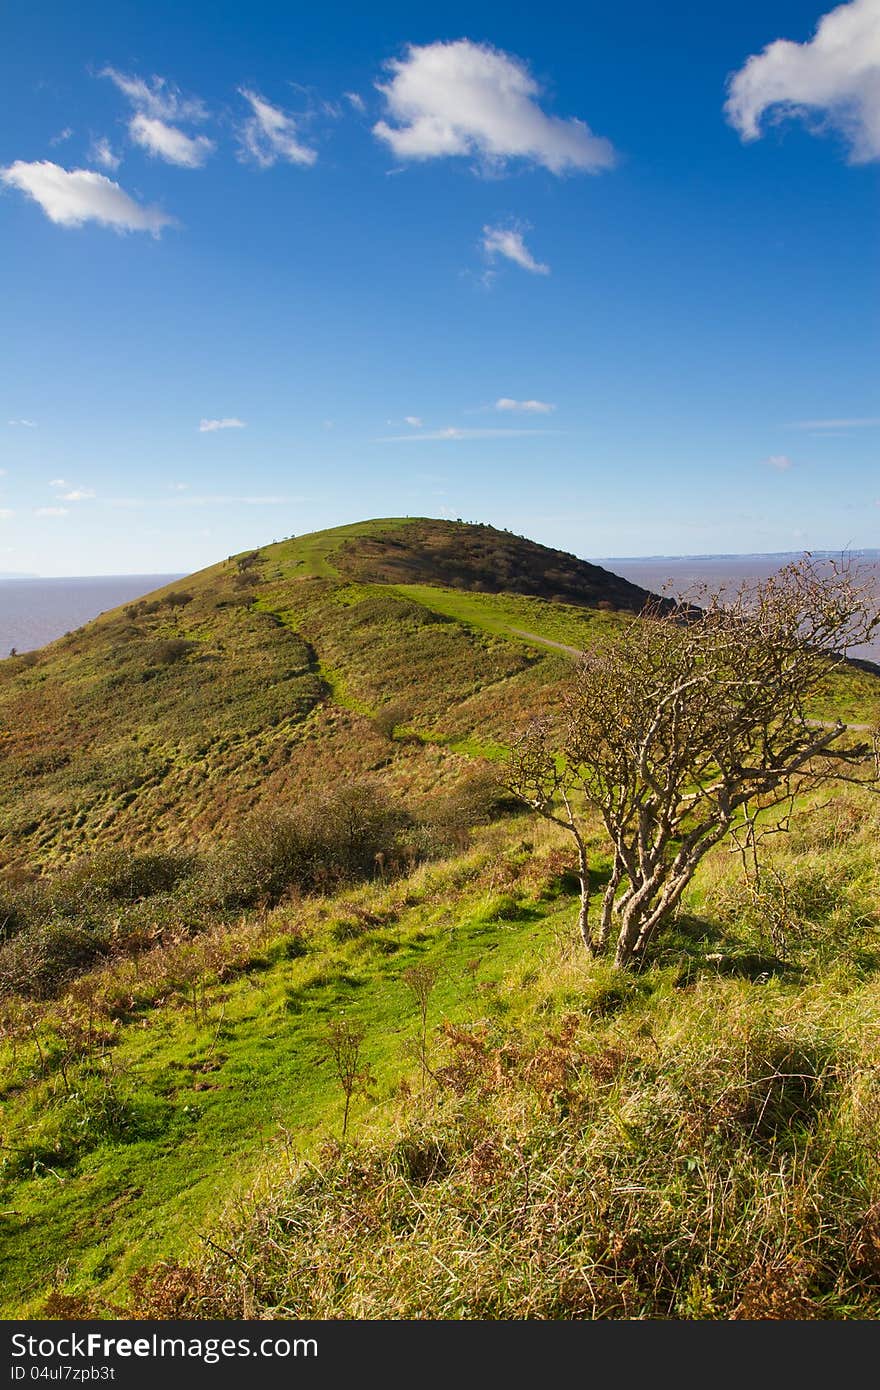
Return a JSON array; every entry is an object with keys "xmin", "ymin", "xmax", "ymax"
[
  {"xmin": 402, "ymin": 963, "xmax": 439, "ymax": 1092},
  {"xmin": 509, "ymin": 557, "xmax": 879, "ymax": 968},
  {"xmin": 324, "ymin": 1018, "xmax": 370, "ymax": 1139}
]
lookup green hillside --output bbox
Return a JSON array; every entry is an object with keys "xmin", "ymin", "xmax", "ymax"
[
  {"xmin": 0, "ymin": 517, "xmax": 878, "ymax": 1319},
  {"xmin": 0, "ymin": 518, "xmax": 649, "ymax": 870}
]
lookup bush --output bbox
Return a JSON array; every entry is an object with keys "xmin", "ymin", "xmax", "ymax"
[
  {"xmin": 373, "ymin": 702, "xmax": 410, "ymax": 740},
  {"xmin": 153, "ymin": 639, "xmax": 196, "ymax": 666},
  {"xmin": 207, "ymin": 782, "xmax": 407, "ymax": 908},
  {"xmin": 0, "ymin": 921, "xmax": 109, "ymax": 999},
  {"xmin": 54, "ymin": 850, "xmax": 193, "ymax": 906}
]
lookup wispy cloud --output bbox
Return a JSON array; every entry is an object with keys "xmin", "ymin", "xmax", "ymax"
[
  {"xmin": 7, "ymin": 419, "xmax": 36, "ymax": 428},
  {"xmin": 102, "ymin": 68, "xmax": 213, "ymax": 169},
  {"xmin": 404, "ymin": 416, "xmax": 423, "ymax": 427},
  {"xmin": 483, "ymin": 224, "xmax": 549, "ymax": 275},
  {"xmin": 764, "ymin": 454, "xmax": 795, "ymax": 470},
  {"xmin": 726, "ymin": 0, "xmax": 880, "ymax": 163},
  {"xmin": 102, "ymin": 68, "xmax": 208, "ymax": 124},
  {"xmin": 377, "ymin": 426, "xmax": 557, "ymax": 442},
  {"xmin": 48, "ymin": 478, "xmax": 67, "ymax": 488},
  {"xmin": 373, "ymin": 39, "xmax": 616, "ymax": 174},
  {"xmin": 345, "ymin": 91, "xmax": 366, "ymax": 113},
  {"xmin": 49, "ymin": 127, "xmax": 73, "ymax": 146},
  {"xmin": 236, "ymin": 89, "xmax": 317, "ymax": 167},
  {"xmin": 90, "ymin": 137, "xmax": 121, "ymax": 171},
  {"xmin": 0, "ymin": 161, "xmax": 174, "ymax": 234},
  {"xmin": 61, "ymin": 488, "xmax": 95, "ymax": 501},
  {"xmin": 199, "ymin": 417, "xmax": 247, "ymax": 432},
  {"xmin": 130, "ymin": 115, "xmax": 214, "ymax": 168},
  {"xmin": 35, "ymin": 506, "xmax": 68, "ymax": 517},
  {"xmin": 0, "ymin": 509, "xmax": 13, "ymax": 519},
  {"xmin": 495, "ymin": 397, "xmax": 555, "ymax": 413}
]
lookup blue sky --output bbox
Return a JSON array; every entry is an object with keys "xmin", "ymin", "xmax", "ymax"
[{"xmin": 1, "ymin": 0, "xmax": 878, "ymax": 575}]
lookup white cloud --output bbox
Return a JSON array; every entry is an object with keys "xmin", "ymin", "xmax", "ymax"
[
  {"xmin": 61, "ymin": 488, "xmax": 95, "ymax": 501},
  {"xmin": 169, "ymin": 482, "xmax": 189, "ymax": 491},
  {"xmin": 236, "ymin": 89, "xmax": 317, "ymax": 167},
  {"xmin": 790, "ymin": 415, "xmax": 880, "ymax": 427},
  {"xmin": 345, "ymin": 91, "xmax": 366, "ymax": 113},
  {"xmin": 50, "ymin": 127, "xmax": 73, "ymax": 146},
  {"xmin": 377, "ymin": 426, "xmax": 557, "ymax": 442},
  {"xmin": 48, "ymin": 478, "xmax": 67, "ymax": 488},
  {"xmin": 373, "ymin": 39, "xmax": 616, "ymax": 174},
  {"xmin": 404, "ymin": 416, "xmax": 423, "ymax": 427},
  {"xmin": 129, "ymin": 115, "xmax": 214, "ymax": 168},
  {"xmin": 199, "ymin": 417, "xmax": 247, "ymax": 432},
  {"xmin": 102, "ymin": 68, "xmax": 208, "ymax": 124},
  {"xmin": 7, "ymin": 419, "xmax": 36, "ymax": 427},
  {"xmin": 495, "ymin": 397, "xmax": 555, "ymax": 413},
  {"xmin": 483, "ymin": 224, "xmax": 549, "ymax": 274},
  {"xmin": 764, "ymin": 454, "xmax": 794, "ymax": 470},
  {"xmin": 726, "ymin": 0, "xmax": 880, "ymax": 162},
  {"xmin": 35, "ymin": 506, "xmax": 68, "ymax": 517},
  {"xmin": 0, "ymin": 161, "xmax": 174, "ymax": 234},
  {"xmin": 0, "ymin": 509, "xmax": 13, "ymax": 519},
  {"xmin": 90, "ymin": 137, "xmax": 121, "ymax": 171}
]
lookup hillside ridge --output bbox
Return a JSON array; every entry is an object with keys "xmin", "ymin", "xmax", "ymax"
[{"xmin": 0, "ymin": 517, "xmax": 657, "ymax": 870}]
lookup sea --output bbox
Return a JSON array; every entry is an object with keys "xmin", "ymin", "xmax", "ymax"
[
  {"xmin": 601, "ymin": 553, "xmax": 880, "ymax": 667},
  {"xmin": 0, "ymin": 575, "xmax": 184, "ymax": 657},
  {"xmin": 1, "ymin": 555, "xmax": 878, "ymax": 666}
]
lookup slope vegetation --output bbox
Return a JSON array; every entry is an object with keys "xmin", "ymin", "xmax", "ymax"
[
  {"xmin": 1, "ymin": 517, "xmax": 878, "ymax": 1319},
  {"xmin": 0, "ymin": 518, "xmax": 648, "ymax": 870}
]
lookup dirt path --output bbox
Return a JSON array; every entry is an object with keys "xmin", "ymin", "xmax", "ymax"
[
  {"xmin": 507, "ymin": 627, "xmax": 585, "ymax": 658},
  {"xmin": 807, "ymin": 718, "xmax": 874, "ymax": 732}
]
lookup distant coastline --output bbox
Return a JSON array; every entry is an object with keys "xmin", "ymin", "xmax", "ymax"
[
  {"xmin": 0, "ymin": 574, "xmax": 185, "ymax": 656},
  {"xmin": 598, "ymin": 549, "xmax": 880, "ymax": 563},
  {"xmin": 3, "ymin": 552, "xmax": 879, "ymax": 664}
]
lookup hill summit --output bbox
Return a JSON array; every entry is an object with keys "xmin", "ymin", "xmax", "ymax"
[
  {"xmin": 322, "ymin": 517, "xmax": 662, "ymax": 612},
  {"xmin": 0, "ymin": 517, "xmax": 664, "ymax": 870}
]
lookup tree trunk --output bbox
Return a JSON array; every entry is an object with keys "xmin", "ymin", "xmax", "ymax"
[
  {"xmin": 613, "ymin": 875, "xmax": 663, "ymax": 967},
  {"xmin": 575, "ymin": 837, "xmax": 594, "ymax": 952},
  {"xmin": 596, "ymin": 855, "xmax": 624, "ymax": 954}
]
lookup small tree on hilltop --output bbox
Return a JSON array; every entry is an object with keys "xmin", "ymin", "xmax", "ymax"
[{"xmin": 508, "ymin": 556, "xmax": 879, "ymax": 968}]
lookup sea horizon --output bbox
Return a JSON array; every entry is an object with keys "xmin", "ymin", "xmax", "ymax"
[
  {"xmin": 0, "ymin": 573, "xmax": 185, "ymax": 656},
  {"xmin": 2, "ymin": 550, "xmax": 878, "ymax": 664}
]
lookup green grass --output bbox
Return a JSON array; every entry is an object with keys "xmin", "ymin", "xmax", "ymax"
[
  {"xmin": 1, "ymin": 515, "xmax": 878, "ymax": 1319},
  {"xmin": 391, "ymin": 584, "xmax": 630, "ymax": 651},
  {"xmin": 253, "ymin": 517, "xmax": 418, "ymax": 581},
  {"xmin": 0, "ymin": 823, "xmax": 574, "ymax": 1313},
  {"xmin": 2, "ymin": 518, "xmax": 872, "ymax": 869},
  {"xmin": 3, "ymin": 780, "xmax": 880, "ymax": 1317}
]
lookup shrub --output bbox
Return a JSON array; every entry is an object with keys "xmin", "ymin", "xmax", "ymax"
[
  {"xmin": 152, "ymin": 638, "xmax": 196, "ymax": 666},
  {"xmin": 373, "ymin": 702, "xmax": 410, "ymax": 740},
  {"xmin": 0, "ymin": 921, "xmax": 109, "ymax": 999},
  {"xmin": 55, "ymin": 850, "xmax": 193, "ymax": 907},
  {"xmin": 207, "ymin": 782, "xmax": 407, "ymax": 908}
]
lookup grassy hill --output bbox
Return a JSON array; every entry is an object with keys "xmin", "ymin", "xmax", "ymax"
[
  {"xmin": 1, "ymin": 516, "xmax": 878, "ymax": 1319},
  {"xmin": 0, "ymin": 518, "xmax": 654, "ymax": 871}
]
